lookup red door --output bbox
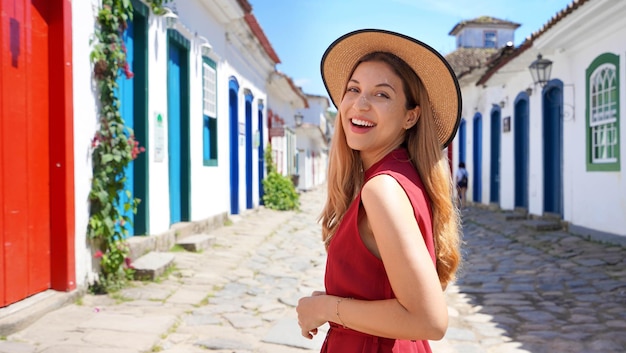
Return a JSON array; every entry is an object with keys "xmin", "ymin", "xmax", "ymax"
[{"xmin": 1, "ymin": 0, "xmax": 51, "ymax": 307}]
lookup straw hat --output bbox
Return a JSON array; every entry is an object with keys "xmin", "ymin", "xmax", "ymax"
[{"xmin": 321, "ymin": 29, "xmax": 462, "ymax": 148}]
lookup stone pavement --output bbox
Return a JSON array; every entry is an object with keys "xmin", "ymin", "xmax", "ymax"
[
  {"xmin": 432, "ymin": 206, "xmax": 626, "ymax": 353},
  {"xmin": 1, "ymin": 186, "xmax": 625, "ymax": 353}
]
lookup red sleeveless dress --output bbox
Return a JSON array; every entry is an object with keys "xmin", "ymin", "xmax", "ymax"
[{"xmin": 322, "ymin": 148, "xmax": 436, "ymax": 353}]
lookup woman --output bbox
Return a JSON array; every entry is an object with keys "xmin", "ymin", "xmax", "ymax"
[{"xmin": 296, "ymin": 29, "xmax": 462, "ymax": 352}]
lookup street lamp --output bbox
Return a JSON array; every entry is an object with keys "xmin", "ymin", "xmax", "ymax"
[
  {"xmin": 528, "ymin": 54, "xmax": 553, "ymax": 88},
  {"xmin": 163, "ymin": 7, "xmax": 179, "ymax": 29},
  {"xmin": 197, "ymin": 36, "xmax": 212, "ymax": 56},
  {"xmin": 295, "ymin": 113, "xmax": 303, "ymax": 127}
]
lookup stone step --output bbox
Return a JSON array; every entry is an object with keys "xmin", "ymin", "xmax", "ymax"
[
  {"xmin": 523, "ymin": 219, "xmax": 563, "ymax": 231},
  {"xmin": 126, "ymin": 211, "xmax": 228, "ymax": 261},
  {"xmin": 487, "ymin": 203, "xmax": 500, "ymax": 211},
  {"xmin": 132, "ymin": 252, "xmax": 175, "ymax": 281},
  {"xmin": 542, "ymin": 212, "xmax": 562, "ymax": 220},
  {"xmin": 176, "ymin": 234, "xmax": 216, "ymax": 252},
  {"xmin": 504, "ymin": 212, "xmax": 527, "ymax": 221}
]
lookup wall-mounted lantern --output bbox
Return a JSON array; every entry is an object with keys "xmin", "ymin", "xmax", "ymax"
[
  {"xmin": 528, "ymin": 54, "xmax": 553, "ymax": 87},
  {"xmin": 197, "ymin": 36, "xmax": 212, "ymax": 56},
  {"xmin": 163, "ymin": 7, "xmax": 179, "ymax": 29},
  {"xmin": 295, "ymin": 113, "xmax": 304, "ymax": 127}
]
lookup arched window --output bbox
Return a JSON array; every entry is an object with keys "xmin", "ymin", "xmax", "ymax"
[{"xmin": 586, "ymin": 53, "xmax": 620, "ymax": 171}]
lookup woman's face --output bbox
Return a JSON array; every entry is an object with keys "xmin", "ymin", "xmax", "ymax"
[{"xmin": 339, "ymin": 60, "xmax": 419, "ymax": 166}]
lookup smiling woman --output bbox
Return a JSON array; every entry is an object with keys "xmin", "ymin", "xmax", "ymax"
[
  {"xmin": 296, "ymin": 29, "xmax": 462, "ymax": 352},
  {"xmin": 340, "ymin": 58, "xmax": 420, "ymax": 166}
]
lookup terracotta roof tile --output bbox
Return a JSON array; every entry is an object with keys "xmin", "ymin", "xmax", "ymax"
[
  {"xmin": 445, "ymin": 48, "xmax": 499, "ymax": 77},
  {"xmin": 243, "ymin": 13, "xmax": 281, "ymax": 64}
]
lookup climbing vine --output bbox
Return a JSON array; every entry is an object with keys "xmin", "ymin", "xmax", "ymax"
[{"xmin": 88, "ymin": 0, "xmax": 170, "ymax": 293}]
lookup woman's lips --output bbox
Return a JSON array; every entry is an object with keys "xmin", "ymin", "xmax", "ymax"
[{"xmin": 349, "ymin": 118, "xmax": 376, "ymax": 133}]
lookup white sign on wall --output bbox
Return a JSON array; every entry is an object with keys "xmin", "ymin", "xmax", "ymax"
[{"xmin": 154, "ymin": 112, "xmax": 164, "ymax": 162}]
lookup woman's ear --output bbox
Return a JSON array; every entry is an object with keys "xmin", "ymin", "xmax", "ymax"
[{"xmin": 405, "ymin": 106, "xmax": 421, "ymax": 130}]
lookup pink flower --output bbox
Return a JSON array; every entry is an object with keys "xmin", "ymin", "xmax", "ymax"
[
  {"xmin": 123, "ymin": 62, "xmax": 134, "ymax": 79},
  {"xmin": 94, "ymin": 250, "xmax": 103, "ymax": 259},
  {"xmin": 91, "ymin": 134, "xmax": 101, "ymax": 148}
]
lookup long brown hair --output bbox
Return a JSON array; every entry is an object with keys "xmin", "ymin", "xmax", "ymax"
[{"xmin": 319, "ymin": 52, "xmax": 461, "ymax": 287}]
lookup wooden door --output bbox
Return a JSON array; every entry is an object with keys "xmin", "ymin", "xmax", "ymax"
[
  {"xmin": 167, "ymin": 33, "xmax": 190, "ymax": 224},
  {"xmin": 472, "ymin": 113, "xmax": 483, "ymax": 202},
  {"xmin": 543, "ymin": 84, "xmax": 564, "ymax": 216},
  {"xmin": 0, "ymin": 0, "xmax": 50, "ymax": 306},
  {"xmin": 490, "ymin": 108, "xmax": 501, "ymax": 204},
  {"xmin": 228, "ymin": 77, "xmax": 240, "ymax": 215},
  {"xmin": 514, "ymin": 96, "xmax": 530, "ymax": 209}
]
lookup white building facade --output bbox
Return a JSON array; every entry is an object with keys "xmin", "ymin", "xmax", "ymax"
[
  {"xmin": 266, "ymin": 71, "xmax": 308, "ymax": 180},
  {"xmin": 295, "ymin": 94, "xmax": 332, "ymax": 191},
  {"xmin": 451, "ymin": 0, "xmax": 626, "ymax": 240},
  {"xmin": 71, "ymin": 0, "xmax": 296, "ymax": 287}
]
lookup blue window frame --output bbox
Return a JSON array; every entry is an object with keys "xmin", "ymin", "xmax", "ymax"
[{"xmin": 484, "ymin": 31, "xmax": 496, "ymax": 48}]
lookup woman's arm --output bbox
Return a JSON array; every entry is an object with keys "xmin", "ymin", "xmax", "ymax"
[{"xmin": 297, "ymin": 174, "xmax": 448, "ymax": 340}]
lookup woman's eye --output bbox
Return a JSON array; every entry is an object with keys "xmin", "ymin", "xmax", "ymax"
[
  {"xmin": 376, "ymin": 92, "xmax": 390, "ymax": 99},
  {"xmin": 346, "ymin": 86, "xmax": 359, "ymax": 93}
]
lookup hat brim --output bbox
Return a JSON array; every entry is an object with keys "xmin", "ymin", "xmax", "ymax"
[{"xmin": 321, "ymin": 29, "xmax": 462, "ymax": 148}]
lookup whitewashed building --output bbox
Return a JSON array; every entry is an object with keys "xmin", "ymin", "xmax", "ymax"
[
  {"xmin": 450, "ymin": 0, "xmax": 626, "ymax": 241},
  {"xmin": 0, "ymin": 0, "xmax": 311, "ymax": 314},
  {"xmin": 295, "ymin": 94, "xmax": 332, "ymax": 191},
  {"xmin": 266, "ymin": 71, "xmax": 308, "ymax": 181},
  {"xmin": 71, "ymin": 0, "xmax": 284, "ymax": 286}
]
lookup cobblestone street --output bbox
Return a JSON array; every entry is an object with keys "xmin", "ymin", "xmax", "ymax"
[
  {"xmin": 439, "ymin": 207, "xmax": 626, "ymax": 353},
  {"xmin": 1, "ymin": 186, "xmax": 625, "ymax": 352}
]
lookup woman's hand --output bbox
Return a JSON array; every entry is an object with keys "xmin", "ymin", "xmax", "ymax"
[{"xmin": 296, "ymin": 291, "xmax": 327, "ymax": 339}]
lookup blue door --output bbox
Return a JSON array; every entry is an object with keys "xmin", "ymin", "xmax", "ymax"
[
  {"xmin": 115, "ymin": 3, "xmax": 150, "ymax": 236},
  {"xmin": 116, "ymin": 20, "xmax": 135, "ymax": 237},
  {"xmin": 490, "ymin": 107, "xmax": 501, "ymax": 204},
  {"xmin": 229, "ymin": 77, "xmax": 240, "ymax": 215},
  {"xmin": 514, "ymin": 93, "xmax": 530, "ymax": 209},
  {"xmin": 167, "ymin": 33, "xmax": 191, "ymax": 224},
  {"xmin": 258, "ymin": 103, "xmax": 265, "ymax": 205},
  {"xmin": 245, "ymin": 92, "xmax": 254, "ymax": 209},
  {"xmin": 472, "ymin": 113, "xmax": 483, "ymax": 202},
  {"xmin": 543, "ymin": 81, "xmax": 564, "ymax": 216},
  {"xmin": 130, "ymin": 4, "xmax": 149, "ymax": 235},
  {"xmin": 458, "ymin": 119, "xmax": 466, "ymax": 164}
]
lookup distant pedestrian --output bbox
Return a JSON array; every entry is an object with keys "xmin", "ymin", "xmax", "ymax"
[
  {"xmin": 456, "ymin": 162, "xmax": 469, "ymax": 208},
  {"xmin": 296, "ymin": 29, "xmax": 462, "ymax": 352}
]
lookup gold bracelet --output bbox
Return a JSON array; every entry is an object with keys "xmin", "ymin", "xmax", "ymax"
[{"xmin": 336, "ymin": 297, "xmax": 351, "ymax": 329}]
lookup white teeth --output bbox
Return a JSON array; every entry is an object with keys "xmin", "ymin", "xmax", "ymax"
[{"xmin": 351, "ymin": 118, "xmax": 374, "ymax": 127}]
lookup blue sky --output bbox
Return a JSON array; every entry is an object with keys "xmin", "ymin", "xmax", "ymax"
[{"xmin": 249, "ymin": 0, "xmax": 574, "ymax": 100}]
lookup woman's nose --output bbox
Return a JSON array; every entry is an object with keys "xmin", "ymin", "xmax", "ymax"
[{"xmin": 354, "ymin": 94, "xmax": 370, "ymax": 110}]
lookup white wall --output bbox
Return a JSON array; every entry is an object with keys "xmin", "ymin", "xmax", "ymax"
[
  {"xmin": 562, "ymin": 20, "xmax": 626, "ymax": 236},
  {"xmin": 145, "ymin": 14, "xmax": 171, "ymax": 234},
  {"xmin": 72, "ymin": 0, "xmax": 100, "ymax": 287}
]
